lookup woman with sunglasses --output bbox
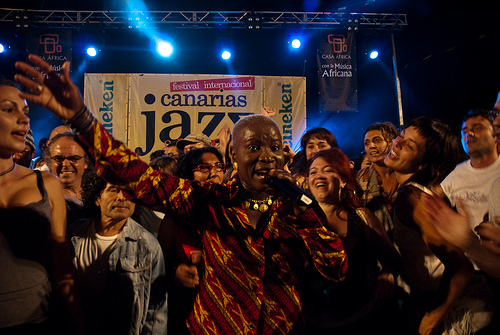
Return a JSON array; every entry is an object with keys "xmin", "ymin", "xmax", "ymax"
[{"xmin": 159, "ymin": 146, "xmax": 225, "ymax": 335}]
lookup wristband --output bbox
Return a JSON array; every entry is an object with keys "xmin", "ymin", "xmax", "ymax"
[{"xmin": 65, "ymin": 105, "xmax": 96, "ymax": 135}]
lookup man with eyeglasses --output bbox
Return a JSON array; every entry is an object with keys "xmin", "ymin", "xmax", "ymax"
[{"xmin": 46, "ymin": 131, "xmax": 90, "ymax": 226}]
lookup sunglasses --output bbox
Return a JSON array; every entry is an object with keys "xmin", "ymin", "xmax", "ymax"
[
  {"xmin": 51, "ymin": 155, "xmax": 84, "ymax": 163},
  {"xmin": 192, "ymin": 162, "xmax": 225, "ymax": 173}
]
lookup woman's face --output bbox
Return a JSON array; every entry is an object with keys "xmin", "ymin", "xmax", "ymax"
[
  {"xmin": 364, "ymin": 130, "xmax": 391, "ymax": 164},
  {"xmin": 193, "ymin": 152, "xmax": 225, "ymax": 184},
  {"xmin": 305, "ymin": 136, "xmax": 332, "ymax": 160},
  {"xmin": 0, "ymin": 85, "xmax": 30, "ymax": 157},
  {"xmin": 308, "ymin": 156, "xmax": 345, "ymax": 205},
  {"xmin": 384, "ymin": 126, "xmax": 426, "ymax": 175}
]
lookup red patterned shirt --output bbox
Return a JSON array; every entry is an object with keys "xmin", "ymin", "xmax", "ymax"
[{"xmin": 78, "ymin": 122, "xmax": 347, "ymax": 335}]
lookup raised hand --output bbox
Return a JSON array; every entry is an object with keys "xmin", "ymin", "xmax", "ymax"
[{"xmin": 14, "ymin": 54, "xmax": 84, "ymax": 121}]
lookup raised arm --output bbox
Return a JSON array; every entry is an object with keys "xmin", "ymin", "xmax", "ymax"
[{"xmin": 15, "ymin": 55, "xmax": 83, "ymax": 121}]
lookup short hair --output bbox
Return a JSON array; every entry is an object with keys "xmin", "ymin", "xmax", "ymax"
[
  {"xmin": 81, "ymin": 173, "xmax": 108, "ymax": 218},
  {"xmin": 364, "ymin": 122, "xmax": 399, "ymax": 144},
  {"xmin": 232, "ymin": 114, "xmax": 281, "ymax": 149},
  {"xmin": 300, "ymin": 127, "xmax": 338, "ymax": 149},
  {"xmin": 461, "ymin": 108, "xmax": 493, "ymax": 124},
  {"xmin": 45, "ymin": 132, "xmax": 93, "ymax": 177},
  {"xmin": 45, "ymin": 132, "xmax": 89, "ymax": 167},
  {"xmin": 176, "ymin": 146, "xmax": 224, "ymax": 180},
  {"xmin": 150, "ymin": 155, "xmax": 177, "ymax": 175},
  {"xmin": 149, "ymin": 149, "xmax": 165, "ymax": 162},
  {"xmin": 405, "ymin": 117, "xmax": 461, "ymax": 185}
]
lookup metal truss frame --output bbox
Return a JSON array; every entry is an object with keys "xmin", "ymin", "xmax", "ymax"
[{"xmin": 0, "ymin": 9, "xmax": 407, "ymax": 30}]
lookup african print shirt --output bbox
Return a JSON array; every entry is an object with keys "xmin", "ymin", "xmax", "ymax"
[{"xmin": 77, "ymin": 121, "xmax": 347, "ymax": 335}]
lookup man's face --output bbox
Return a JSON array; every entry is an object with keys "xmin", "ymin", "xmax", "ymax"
[
  {"xmin": 97, "ymin": 183, "xmax": 136, "ymax": 223},
  {"xmin": 233, "ymin": 120, "xmax": 284, "ymax": 197},
  {"xmin": 49, "ymin": 137, "xmax": 88, "ymax": 188},
  {"xmin": 305, "ymin": 136, "xmax": 332, "ymax": 160},
  {"xmin": 461, "ymin": 116, "xmax": 496, "ymax": 158},
  {"xmin": 164, "ymin": 145, "xmax": 181, "ymax": 159}
]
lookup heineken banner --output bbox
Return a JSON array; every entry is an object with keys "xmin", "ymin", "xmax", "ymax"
[
  {"xmin": 26, "ymin": 30, "xmax": 73, "ymax": 75},
  {"xmin": 317, "ymin": 32, "xmax": 358, "ymax": 112},
  {"xmin": 84, "ymin": 74, "xmax": 306, "ymax": 158}
]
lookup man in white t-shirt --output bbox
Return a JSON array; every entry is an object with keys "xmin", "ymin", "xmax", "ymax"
[
  {"xmin": 441, "ymin": 108, "xmax": 500, "ymax": 230},
  {"xmin": 70, "ymin": 175, "xmax": 167, "ymax": 334}
]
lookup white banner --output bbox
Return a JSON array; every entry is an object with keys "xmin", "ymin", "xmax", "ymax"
[
  {"xmin": 83, "ymin": 73, "xmax": 129, "ymax": 143},
  {"xmin": 84, "ymin": 73, "xmax": 306, "ymax": 158}
]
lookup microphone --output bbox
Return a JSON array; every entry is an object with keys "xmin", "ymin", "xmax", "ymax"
[{"xmin": 264, "ymin": 174, "xmax": 317, "ymax": 207}]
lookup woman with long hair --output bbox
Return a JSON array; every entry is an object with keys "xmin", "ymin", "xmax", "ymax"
[
  {"xmin": 0, "ymin": 79, "xmax": 78, "ymax": 333},
  {"xmin": 302, "ymin": 148, "xmax": 402, "ymax": 335}
]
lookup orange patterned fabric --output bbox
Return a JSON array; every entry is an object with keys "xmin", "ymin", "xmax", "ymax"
[{"xmin": 78, "ymin": 122, "xmax": 347, "ymax": 334}]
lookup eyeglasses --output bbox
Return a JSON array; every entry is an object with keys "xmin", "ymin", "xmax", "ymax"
[
  {"xmin": 192, "ymin": 162, "xmax": 225, "ymax": 173},
  {"xmin": 51, "ymin": 155, "xmax": 84, "ymax": 163}
]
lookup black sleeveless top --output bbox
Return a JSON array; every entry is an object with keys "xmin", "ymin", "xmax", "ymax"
[{"xmin": 0, "ymin": 170, "xmax": 53, "ymax": 327}]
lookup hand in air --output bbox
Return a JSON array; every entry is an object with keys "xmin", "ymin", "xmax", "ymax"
[{"xmin": 14, "ymin": 54, "xmax": 84, "ymax": 121}]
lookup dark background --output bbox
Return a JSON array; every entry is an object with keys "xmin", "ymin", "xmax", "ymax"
[{"xmin": 1, "ymin": 0, "xmax": 498, "ymax": 159}]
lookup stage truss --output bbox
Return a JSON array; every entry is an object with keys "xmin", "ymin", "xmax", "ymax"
[{"xmin": 0, "ymin": 9, "xmax": 406, "ymax": 30}]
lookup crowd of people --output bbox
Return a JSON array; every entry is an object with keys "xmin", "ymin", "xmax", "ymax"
[{"xmin": 1, "ymin": 53, "xmax": 499, "ymax": 335}]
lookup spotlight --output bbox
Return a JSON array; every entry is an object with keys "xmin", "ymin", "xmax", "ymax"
[
  {"xmin": 0, "ymin": 43, "xmax": 5, "ymax": 54},
  {"xmin": 221, "ymin": 50, "xmax": 231, "ymax": 60},
  {"xmin": 157, "ymin": 41, "xmax": 173, "ymax": 57},
  {"xmin": 369, "ymin": 50, "xmax": 379, "ymax": 59},
  {"xmin": 86, "ymin": 47, "xmax": 98, "ymax": 57},
  {"xmin": 291, "ymin": 39, "xmax": 301, "ymax": 49}
]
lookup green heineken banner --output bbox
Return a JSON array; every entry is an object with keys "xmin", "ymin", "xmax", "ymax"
[{"xmin": 317, "ymin": 31, "xmax": 358, "ymax": 112}]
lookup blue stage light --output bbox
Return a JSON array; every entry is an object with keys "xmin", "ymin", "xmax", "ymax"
[
  {"xmin": 86, "ymin": 47, "xmax": 97, "ymax": 57},
  {"xmin": 0, "ymin": 43, "xmax": 5, "ymax": 54},
  {"xmin": 369, "ymin": 50, "xmax": 379, "ymax": 59},
  {"xmin": 291, "ymin": 39, "xmax": 301, "ymax": 49},
  {"xmin": 157, "ymin": 41, "xmax": 173, "ymax": 57},
  {"xmin": 221, "ymin": 50, "xmax": 231, "ymax": 60}
]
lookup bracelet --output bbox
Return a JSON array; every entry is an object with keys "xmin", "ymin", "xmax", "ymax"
[{"xmin": 65, "ymin": 105, "xmax": 96, "ymax": 135}]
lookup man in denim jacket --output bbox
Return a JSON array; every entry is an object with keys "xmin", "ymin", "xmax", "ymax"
[{"xmin": 70, "ymin": 174, "xmax": 167, "ymax": 334}]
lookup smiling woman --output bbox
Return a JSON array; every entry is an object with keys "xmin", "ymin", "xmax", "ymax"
[
  {"xmin": 389, "ymin": 117, "xmax": 494, "ymax": 334},
  {"xmin": 303, "ymin": 148, "xmax": 403, "ymax": 334},
  {"xmin": 0, "ymin": 78, "xmax": 80, "ymax": 332}
]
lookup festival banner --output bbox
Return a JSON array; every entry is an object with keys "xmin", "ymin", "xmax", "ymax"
[
  {"xmin": 317, "ymin": 31, "xmax": 358, "ymax": 112},
  {"xmin": 26, "ymin": 30, "xmax": 73, "ymax": 74},
  {"xmin": 83, "ymin": 74, "xmax": 129, "ymax": 143},
  {"xmin": 84, "ymin": 74, "xmax": 307, "ymax": 158}
]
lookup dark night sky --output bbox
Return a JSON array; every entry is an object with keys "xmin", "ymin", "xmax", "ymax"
[{"xmin": 1, "ymin": 0, "xmax": 499, "ymax": 158}]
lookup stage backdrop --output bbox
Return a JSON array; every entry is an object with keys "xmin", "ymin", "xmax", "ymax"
[{"xmin": 84, "ymin": 74, "xmax": 306, "ymax": 158}]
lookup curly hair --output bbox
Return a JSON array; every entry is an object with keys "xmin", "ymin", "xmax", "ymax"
[
  {"xmin": 364, "ymin": 122, "xmax": 399, "ymax": 145},
  {"xmin": 81, "ymin": 173, "xmax": 107, "ymax": 218}
]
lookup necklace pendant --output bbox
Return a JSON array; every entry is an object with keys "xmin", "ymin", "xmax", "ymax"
[
  {"xmin": 242, "ymin": 201, "xmax": 250, "ymax": 209},
  {"xmin": 259, "ymin": 203, "xmax": 269, "ymax": 212},
  {"xmin": 253, "ymin": 203, "xmax": 259, "ymax": 211}
]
